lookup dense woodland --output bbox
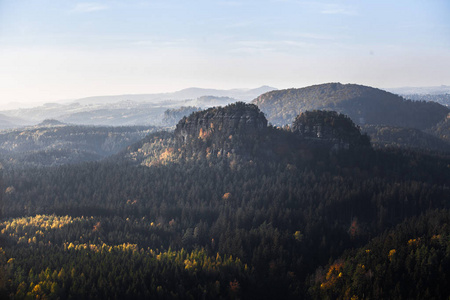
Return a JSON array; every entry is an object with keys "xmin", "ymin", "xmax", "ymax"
[
  {"xmin": 428, "ymin": 115, "xmax": 450, "ymax": 145},
  {"xmin": 253, "ymin": 83, "xmax": 450, "ymax": 153},
  {"xmin": 1, "ymin": 103, "xmax": 450, "ymax": 299},
  {"xmin": 363, "ymin": 125, "xmax": 450, "ymax": 152},
  {"xmin": 0, "ymin": 124, "xmax": 156, "ymax": 168},
  {"xmin": 309, "ymin": 210, "xmax": 450, "ymax": 299},
  {"xmin": 252, "ymin": 83, "xmax": 449, "ymax": 128}
]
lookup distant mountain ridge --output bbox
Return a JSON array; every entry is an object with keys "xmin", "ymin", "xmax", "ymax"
[
  {"xmin": 0, "ymin": 86, "xmax": 276, "ymax": 128},
  {"xmin": 67, "ymin": 86, "xmax": 277, "ymax": 106},
  {"xmin": 0, "ymin": 124, "xmax": 157, "ymax": 168},
  {"xmin": 0, "ymin": 113, "xmax": 29, "ymax": 129},
  {"xmin": 401, "ymin": 94, "xmax": 450, "ymax": 107},
  {"xmin": 387, "ymin": 85, "xmax": 450, "ymax": 95},
  {"xmin": 252, "ymin": 83, "xmax": 449, "ymax": 130}
]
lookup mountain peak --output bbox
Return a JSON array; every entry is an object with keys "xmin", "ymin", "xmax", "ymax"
[{"xmin": 175, "ymin": 102, "xmax": 267, "ymax": 144}]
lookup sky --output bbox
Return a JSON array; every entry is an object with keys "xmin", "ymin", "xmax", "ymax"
[{"xmin": 0, "ymin": 0, "xmax": 449, "ymax": 106}]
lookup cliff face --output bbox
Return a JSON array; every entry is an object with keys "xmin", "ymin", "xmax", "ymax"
[
  {"xmin": 124, "ymin": 107, "xmax": 371, "ymax": 167},
  {"xmin": 175, "ymin": 102, "xmax": 267, "ymax": 143}
]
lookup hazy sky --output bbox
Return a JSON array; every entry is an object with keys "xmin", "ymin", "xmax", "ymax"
[{"xmin": 0, "ymin": 0, "xmax": 449, "ymax": 105}]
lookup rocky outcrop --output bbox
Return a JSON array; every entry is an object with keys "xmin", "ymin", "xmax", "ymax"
[
  {"xmin": 123, "ymin": 108, "xmax": 371, "ymax": 167},
  {"xmin": 291, "ymin": 110, "xmax": 370, "ymax": 149},
  {"xmin": 175, "ymin": 102, "xmax": 267, "ymax": 143}
]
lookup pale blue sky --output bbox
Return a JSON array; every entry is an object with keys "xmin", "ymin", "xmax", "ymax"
[{"xmin": 0, "ymin": 0, "xmax": 449, "ymax": 104}]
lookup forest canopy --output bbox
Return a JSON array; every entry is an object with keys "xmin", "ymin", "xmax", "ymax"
[{"xmin": 1, "ymin": 104, "xmax": 449, "ymax": 299}]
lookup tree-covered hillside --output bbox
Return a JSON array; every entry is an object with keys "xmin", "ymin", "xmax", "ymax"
[
  {"xmin": 309, "ymin": 210, "xmax": 450, "ymax": 299},
  {"xmin": 428, "ymin": 113, "xmax": 450, "ymax": 144},
  {"xmin": 291, "ymin": 110, "xmax": 370, "ymax": 149},
  {"xmin": 403, "ymin": 93, "xmax": 450, "ymax": 107},
  {"xmin": 1, "ymin": 103, "xmax": 449, "ymax": 299},
  {"xmin": 0, "ymin": 124, "xmax": 157, "ymax": 168},
  {"xmin": 252, "ymin": 83, "xmax": 449, "ymax": 130},
  {"xmin": 363, "ymin": 125, "xmax": 450, "ymax": 152}
]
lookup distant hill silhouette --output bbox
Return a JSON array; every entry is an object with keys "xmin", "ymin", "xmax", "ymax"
[
  {"xmin": 71, "ymin": 86, "xmax": 277, "ymax": 106},
  {"xmin": 252, "ymin": 83, "xmax": 449, "ymax": 129},
  {"xmin": 0, "ymin": 125, "xmax": 157, "ymax": 168},
  {"xmin": 37, "ymin": 119, "xmax": 66, "ymax": 127},
  {"xmin": 162, "ymin": 107, "xmax": 202, "ymax": 127},
  {"xmin": 0, "ymin": 113, "xmax": 28, "ymax": 129},
  {"xmin": 0, "ymin": 86, "xmax": 276, "ymax": 128}
]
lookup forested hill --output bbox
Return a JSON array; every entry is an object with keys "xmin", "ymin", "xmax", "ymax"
[
  {"xmin": 175, "ymin": 102, "xmax": 267, "ymax": 142},
  {"xmin": 123, "ymin": 103, "xmax": 371, "ymax": 167},
  {"xmin": 124, "ymin": 102, "xmax": 273, "ymax": 166},
  {"xmin": 291, "ymin": 110, "xmax": 370, "ymax": 148},
  {"xmin": 2, "ymin": 102, "xmax": 450, "ymax": 299},
  {"xmin": 310, "ymin": 210, "xmax": 450, "ymax": 299},
  {"xmin": 364, "ymin": 124, "xmax": 450, "ymax": 152},
  {"xmin": 429, "ymin": 113, "xmax": 450, "ymax": 145},
  {"xmin": 0, "ymin": 124, "xmax": 157, "ymax": 168},
  {"xmin": 252, "ymin": 83, "xmax": 449, "ymax": 129}
]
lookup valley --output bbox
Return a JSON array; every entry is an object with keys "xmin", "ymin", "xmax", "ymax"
[{"xmin": 1, "ymin": 84, "xmax": 449, "ymax": 299}]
